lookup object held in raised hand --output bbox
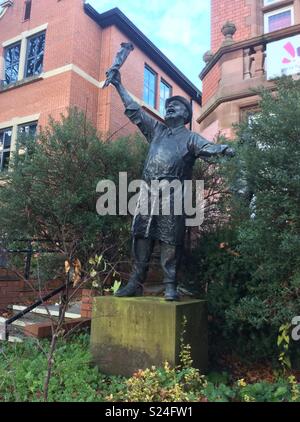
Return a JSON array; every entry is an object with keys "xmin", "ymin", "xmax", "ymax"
[{"xmin": 103, "ymin": 42, "xmax": 134, "ymax": 88}]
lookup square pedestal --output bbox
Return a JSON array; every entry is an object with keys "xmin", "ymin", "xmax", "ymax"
[{"xmin": 90, "ymin": 296, "xmax": 207, "ymax": 377}]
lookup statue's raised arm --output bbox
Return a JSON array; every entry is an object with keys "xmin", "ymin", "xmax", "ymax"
[
  {"xmin": 103, "ymin": 42, "xmax": 136, "ymax": 110},
  {"xmin": 103, "ymin": 42, "xmax": 134, "ymax": 88},
  {"xmin": 104, "ymin": 43, "xmax": 161, "ymax": 143}
]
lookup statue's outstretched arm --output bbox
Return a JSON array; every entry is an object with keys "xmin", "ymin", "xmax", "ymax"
[
  {"xmin": 103, "ymin": 43, "xmax": 159, "ymax": 142},
  {"xmin": 190, "ymin": 134, "xmax": 235, "ymax": 158},
  {"xmin": 105, "ymin": 69, "xmax": 135, "ymax": 109},
  {"xmin": 102, "ymin": 42, "xmax": 135, "ymax": 109}
]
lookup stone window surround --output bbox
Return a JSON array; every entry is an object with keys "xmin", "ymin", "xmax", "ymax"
[
  {"xmin": 0, "ymin": 114, "xmax": 40, "ymax": 158},
  {"xmin": 263, "ymin": 3, "xmax": 294, "ymax": 33},
  {"xmin": 262, "ymin": 0, "xmax": 294, "ymax": 14},
  {"xmin": 248, "ymin": 0, "xmax": 295, "ymax": 39},
  {"xmin": 240, "ymin": 104, "xmax": 261, "ymax": 123},
  {"xmin": 1, "ymin": 23, "xmax": 48, "ymax": 83}
]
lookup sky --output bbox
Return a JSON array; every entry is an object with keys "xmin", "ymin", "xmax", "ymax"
[{"xmin": 87, "ymin": 0, "xmax": 211, "ymax": 89}]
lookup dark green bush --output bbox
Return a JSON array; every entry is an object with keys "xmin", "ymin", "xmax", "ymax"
[
  {"xmin": 0, "ymin": 108, "xmax": 148, "ymax": 282},
  {"xmin": 185, "ymin": 77, "xmax": 300, "ymax": 363},
  {"xmin": 0, "ymin": 334, "xmax": 127, "ymax": 402}
]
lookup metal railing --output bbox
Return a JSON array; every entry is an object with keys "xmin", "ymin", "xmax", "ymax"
[
  {"xmin": 1, "ymin": 238, "xmax": 64, "ymax": 280},
  {"xmin": 2, "ymin": 279, "xmax": 72, "ymax": 340},
  {"xmin": 0, "ymin": 238, "xmax": 72, "ymax": 341}
]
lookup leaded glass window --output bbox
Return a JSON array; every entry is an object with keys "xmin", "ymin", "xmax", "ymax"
[
  {"xmin": 25, "ymin": 32, "xmax": 46, "ymax": 78},
  {"xmin": 4, "ymin": 43, "xmax": 21, "ymax": 86}
]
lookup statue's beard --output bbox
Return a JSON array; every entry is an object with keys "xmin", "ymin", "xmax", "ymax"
[
  {"xmin": 165, "ymin": 114, "xmax": 185, "ymax": 127},
  {"xmin": 165, "ymin": 113, "xmax": 178, "ymax": 122},
  {"xmin": 164, "ymin": 115, "xmax": 173, "ymax": 123}
]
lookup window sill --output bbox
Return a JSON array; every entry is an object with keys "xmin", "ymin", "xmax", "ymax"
[
  {"xmin": 0, "ymin": 75, "xmax": 43, "ymax": 93},
  {"xmin": 262, "ymin": 0, "xmax": 294, "ymax": 13}
]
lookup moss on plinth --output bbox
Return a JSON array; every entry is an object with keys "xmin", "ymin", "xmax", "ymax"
[{"xmin": 90, "ymin": 296, "xmax": 207, "ymax": 377}]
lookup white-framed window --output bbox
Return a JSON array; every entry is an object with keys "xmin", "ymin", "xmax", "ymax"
[
  {"xmin": 143, "ymin": 65, "xmax": 157, "ymax": 109},
  {"xmin": 0, "ymin": 127, "xmax": 12, "ymax": 171},
  {"xmin": 264, "ymin": 6, "xmax": 294, "ymax": 33},
  {"xmin": 159, "ymin": 79, "xmax": 172, "ymax": 115}
]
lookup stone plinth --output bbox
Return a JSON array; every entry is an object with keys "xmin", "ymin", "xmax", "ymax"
[{"xmin": 90, "ymin": 296, "xmax": 207, "ymax": 377}]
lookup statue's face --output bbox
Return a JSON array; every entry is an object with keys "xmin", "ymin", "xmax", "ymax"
[{"xmin": 165, "ymin": 100, "xmax": 188, "ymax": 124}]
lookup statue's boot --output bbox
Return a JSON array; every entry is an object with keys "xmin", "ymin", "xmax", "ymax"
[
  {"xmin": 164, "ymin": 282, "xmax": 180, "ymax": 301},
  {"xmin": 160, "ymin": 242, "xmax": 180, "ymax": 301},
  {"xmin": 114, "ymin": 279, "xmax": 143, "ymax": 297},
  {"xmin": 115, "ymin": 237, "xmax": 154, "ymax": 298}
]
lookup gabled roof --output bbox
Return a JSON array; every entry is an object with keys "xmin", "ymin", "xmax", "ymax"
[{"xmin": 84, "ymin": 4, "xmax": 202, "ymax": 105}]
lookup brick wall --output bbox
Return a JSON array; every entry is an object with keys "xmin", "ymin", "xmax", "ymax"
[
  {"xmin": 0, "ymin": 73, "xmax": 72, "ymax": 127},
  {"xmin": 0, "ymin": 0, "xmax": 101, "ymax": 133},
  {"xmin": 69, "ymin": 72, "xmax": 99, "ymax": 128},
  {"xmin": 0, "ymin": 0, "xmax": 200, "ymax": 140},
  {"xmin": 0, "ymin": 269, "xmax": 80, "ymax": 311},
  {"xmin": 211, "ymin": 0, "xmax": 252, "ymax": 53},
  {"xmin": 71, "ymin": 1, "xmax": 102, "ymax": 81},
  {"xmin": 0, "ymin": 0, "xmax": 78, "ymax": 128},
  {"xmin": 202, "ymin": 62, "xmax": 221, "ymax": 105},
  {"xmin": 80, "ymin": 288, "xmax": 97, "ymax": 319},
  {"xmin": 0, "ymin": 268, "xmax": 23, "ymax": 310}
]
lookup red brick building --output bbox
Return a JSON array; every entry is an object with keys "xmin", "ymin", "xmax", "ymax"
[
  {"xmin": 0, "ymin": 0, "xmax": 201, "ymax": 171},
  {"xmin": 198, "ymin": 0, "xmax": 300, "ymax": 140}
]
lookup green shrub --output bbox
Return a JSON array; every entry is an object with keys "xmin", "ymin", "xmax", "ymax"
[
  {"xmin": 0, "ymin": 108, "xmax": 148, "ymax": 281},
  {"xmin": 185, "ymin": 77, "xmax": 300, "ymax": 363},
  {"xmin": 0, "ymin": 334, "xmax": 127, "ymax": 402},
  {"xmin": 0, "ymin": 334, "xmax": 299, "ymax": 402},
  {"xmin": 235, "ymin": 376, "xmax": 300, "ymax": 402}
]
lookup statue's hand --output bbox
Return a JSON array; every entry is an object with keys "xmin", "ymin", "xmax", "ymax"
[
  {"xmin": 105, "ymin": 68, "xmax": 121, "ymax": 87},
  {"xmin": 224, "ymin": 147, "xmax": 236, "ymax": 157}
]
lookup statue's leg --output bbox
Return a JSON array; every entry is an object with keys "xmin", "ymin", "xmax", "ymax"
[
  {"xmin": 160, "ymin": 242, "xmax": 181, "ymax": 301},
  {"xmin": 115, "ymin": 237, "xmax": 155, "ymax": 297}
]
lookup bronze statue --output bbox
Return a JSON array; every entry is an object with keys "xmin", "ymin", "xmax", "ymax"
[
  {"xmin": 104, "ymin": 45, "xmax": 234, "ymax": 301},
  {"xmin": 102, "ymin": 42, "xmax": 134, "ymax": 89}
]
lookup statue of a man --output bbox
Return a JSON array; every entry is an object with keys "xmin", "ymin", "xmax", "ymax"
[{"xmin": 107, "ymin": 69, "xmax": 234, "ymax": 301}]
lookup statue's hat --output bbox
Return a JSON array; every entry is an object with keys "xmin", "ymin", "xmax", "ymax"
[{"xmin": 165, "ymin": 95, "xmax": 193, "ymax": 125}]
